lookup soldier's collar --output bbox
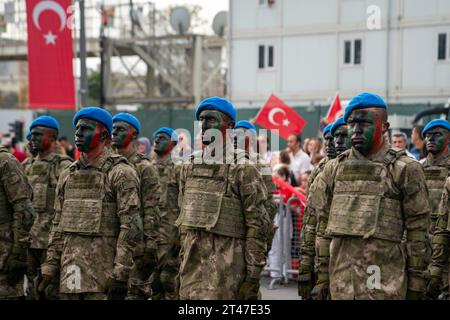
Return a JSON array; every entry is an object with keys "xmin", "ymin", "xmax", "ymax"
[
  {"xmin": 350, "ymin": 140, "xmax": 391, "ymax": 162},
  {"xmin": 36, "ymin": 151, "xmax": 56, "ymax": 162},
  {"xmin": 78, "ymin": 150, "xmax": 110, "ymax": 169},
  {"xmin": 427, "ymin": 149, "xmax": 450, "ymax": 166}
]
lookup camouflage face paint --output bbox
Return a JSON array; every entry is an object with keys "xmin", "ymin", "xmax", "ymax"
[
  {"xmin": 75, "ymin": 118, "xmax": 103, "ymax": 152},
  {"xmin": 347, "ymin": 109, "xmax": 383, "ymax": 155},
  {"xmin": 153, "ymin": 132, "xmax": 174, "ymax": 155},
  {"xmin": 112, "ymin": 121, "xmax": 134, "ymax": 149},
  {"xmin": 324, "ymin": 131, "xmax": 336, "ymax": 159},
  {"xmin": 425, "ymin": 127, "xmax": 450, "ymax": 155},
  {"xmin": 30, "ymin": 126, "xmax": 54, "ymax": 153},
  {"xmin": 198, "ymin": 109, "xmax": 230, "ymax": 145},
  {"xmin": 333, "ymin": 125, "xmax": 351, "ymax": 156}
]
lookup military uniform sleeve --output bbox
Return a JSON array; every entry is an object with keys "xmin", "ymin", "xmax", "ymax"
[
  {"xmin": 400, "ymin": 160, "xmax": 431, "ymax": 293},
  {"xmin": 238, "ymin": 164, "xmax": 270, "ymax": 279},
  {"xmin": 310, "ymin": 161, "xmax": 335, "ymax": 283},
  {"xmin": 110, "ymin": 164, "xmax": 142, "ymax": 282},
  {"xmin": 141, "ymin": 163, "xmax": 162, "ymax": 251},
  {"xmin": 41, "ymin": 167, "xmax": 70, "ymax": 277},
  {"xmin": 299, "ymin": 176, "xmax": 321, "ymax": 274},
  {"xmin": 56, "ymin": 158, "xmax": 73, "ymax": 178},
  {"xmin": 429, "ymin": 177, "xmax": 450, "ymax": 279},
  {"xmin": 0, "ymin": 155, "xmax": 35, "ymax": 248}
]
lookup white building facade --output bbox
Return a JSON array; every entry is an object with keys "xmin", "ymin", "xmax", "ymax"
[{"xmin": 228, "ymin": 0, "xmax": 450, "ymax": 110}]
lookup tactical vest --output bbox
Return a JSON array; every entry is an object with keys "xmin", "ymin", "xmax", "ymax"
[
  {"xmin": 58, "ymin": 157, "xmax": 121, "ymax": 237},
  {"xmin": 326, "ymin": 149, "xmax": 405, "ymax": 242},
  {"xmin": 176, "ymin": 163, "xmax": 246, "ymax": 239},
  {"xmin": 423, "ymin": 165, "xmax": 450, "ymax": 219},
  {"xmin": 27, "ymin": 155, "xmax": 67, "ymax": 213},
  {"xmin": 0, "ymin": 147, "xmax": 13, "ymax": 224}
]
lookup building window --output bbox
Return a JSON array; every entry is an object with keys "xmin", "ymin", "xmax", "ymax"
[
  {"xmin": 258, "ymin": 45, "xmax": 275, "ymax": 69},
  {"xmin": 268, "ymin": 45, "xmax": 274, "ymax": 67},
  {"xmin": 354, "ymin": 39, "xmax": 362, "ymax": 64},
  {"xmin": 259, "ymin": 0, "xmax": 275, "ymax": 6},
  {"xmin": 438, "ymin": 33, "xmax": 447, "ymax": 60},
  {"xmin": 344, "ymin": 41, "xmax": 352, "ymax": 64},
  {"xmin": 343, "ymin": 39, "xmax": 362, "ymax": 65},
  {"xmin": 258, "ymin": 45, "xmax": 265, "ymax": 69}
]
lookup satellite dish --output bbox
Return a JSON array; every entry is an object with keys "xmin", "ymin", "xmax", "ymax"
[
  {"xmin": 212, "ymin": 11, "xmax": 228, "ymax": 37},
  {"xmin": 170, "ymin": 6, "xmax": 191, "ymax": 34}
]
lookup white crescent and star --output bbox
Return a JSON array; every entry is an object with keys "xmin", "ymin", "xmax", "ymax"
[
  {"xmin": 32, "ymin": 0, "xmax": 67, "ymax": 45},
  {"xmin": 268, "ymin": 107, "xmax": 290, "ymax": 127}
]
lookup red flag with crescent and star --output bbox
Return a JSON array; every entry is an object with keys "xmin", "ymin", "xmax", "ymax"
[
  {"xmin": 26, "ymin": 0, "xmax": 75, "ymax": 110},
  {"xmin": 324, "ymin": 93, "xmax": 343, "ymax": 124},
  {"xmin": 254, "ymin": 94, "xmax": 307, "ymax": 140}
]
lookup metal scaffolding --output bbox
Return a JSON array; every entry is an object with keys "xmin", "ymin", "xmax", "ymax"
[{"xmin": 0, "ymin": 0, "xmax": 226, "ymax": 109}]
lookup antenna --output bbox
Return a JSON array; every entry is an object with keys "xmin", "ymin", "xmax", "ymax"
[
  {"xmin": 170, "ymin": 6, "xmax": 191, "ymax": 35},
  {"xmin": 212, "ymin": 11, "xmax": 228, "ymax": 37}
]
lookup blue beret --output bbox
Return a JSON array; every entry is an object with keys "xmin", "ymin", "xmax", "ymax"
[
  {"xmin": 344, "ymin": 92, "xmax": 387, "ymax": 122},
  {"xmin": 73, "ymin": 107, "xmax": 113, "ymax": 133},
  {"xmin": 195, "ymin": 96, "xmax": 237, "ymax": 121},
  {"xmin": 113, "ymin": 113, "xmax": 141, "ymax": 134},
  {"xmin": 234, "ymin": 120, "xmax": 257, "ymax": 134},
  {"xmin": 30, "ymin": 115, "xmax": 59, "ymax": 131},
  {"xmin": 323, "ymin": 123, "xmax": 333, "ymax": 136},
  {"xmin": 152, "ymin": 127, "xmax": 178, "ymax": 144},
  {"xmin": 422, "ymin": 119, "xmax": 450, "ymax": 138},
  {"xmin": 330, "ymin": 117, "xmax": 347, "ymax": 136}
]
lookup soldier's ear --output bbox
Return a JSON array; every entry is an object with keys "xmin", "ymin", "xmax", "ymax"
[
  {"xmin": 383, "ymin": 121, "xmax": 390, "ymax": 134},
  {"xmin": 99, "ymin": 129, "xmax": 110, "ymax": 142}
]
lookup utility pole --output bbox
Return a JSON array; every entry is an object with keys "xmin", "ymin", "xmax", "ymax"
[
  {"xmin": 129, "ymin": 0, "xmax": 135, "ymax": 37},
  {"xmin": 79, "ymin": 0, "xmax": 88, "ymax": 108},
  {"xmin": 100, "ymin": 2, "xmax": 106, "ymax": 107}
]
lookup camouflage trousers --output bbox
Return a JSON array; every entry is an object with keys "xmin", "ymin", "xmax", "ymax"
[
  {"xmin": 0, "ymin": 273, "xmax": 25, "ymax": 299},
  {"xmin": 127, "ymin": 255, "xmax": 151, "ymax": 300},
  {"xmin": 60, "ymin": 293, "xmax": 107, "ymax": 300},
  {"xmin": 178, "ymin": 230, "xmax": 246, "ymax": 300},
  {"xmin": 27, "ymin": 248, "xmax": 59, "ymax": 300},
  {"xmin": 150, "ymin": 243, "xmax": 180, "ymax": 300},
  {"xmin": 329, "ymin": 236, "xmax": 407, "ymax": 300}
]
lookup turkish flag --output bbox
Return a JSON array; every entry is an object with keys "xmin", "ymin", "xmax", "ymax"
[
  {"xmin": 26, "ymin": 0, "xmax": 75, "ymax": 110},
  {"xmin": 254, "ymin": 94, "xmax": 307, "ymax": 140},
  {"xmin": 325, "ymin": 93, "xmax": 343, "ymax": 124}
]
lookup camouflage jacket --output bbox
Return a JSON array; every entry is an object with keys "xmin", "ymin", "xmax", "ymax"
[
  {"xmin": 429, "ymin": 176, "xmax": 450, "ymax": 279},
  {"xmin": 299, "ymin": 157, "xmax": 332, "ymax": 274},
  {"xmin": 177, "ymin": 146, "xmax": 270, "ymax": 279},
  {"xmin": 152, "ymin": 153, "xmax": 180, "ymax": 248},
  {"xmin": 125, "ymin": 151, "xmax": 161, "ymax": 254},
  {"xmin": 311, "ymin": 142, "xmax": 430, "ymax": 295},
  {"xmin": 41, "ymin": 149, "xmax": 142, "ymax": 293},
  {"xmin": 24, "ymin": 152, "xmax": 72, "ymax": 249},
  {"xmin": 422, "ymin": 151, "xmax": 450, "ymax": 222},
  {"xmin": 0, "ymin": 146, "xmax": 35, "ymax": 268}
]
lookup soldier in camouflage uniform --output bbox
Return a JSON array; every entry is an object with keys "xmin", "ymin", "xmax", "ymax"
[
  {"xmin": 22, "ymin": 131, "xmax": 38, "ymax": 171},
  {"xmin": 298, "ymin": 117, "xmax": 350, "ymax": 299},
  {"xmin": 111, "ymin": 113, "xmax": 161, "ymax": 300},
  {"xmin": 0, "ymin": 145, "xmax": 35, "ymax": 299},
  {"xmin": 427, "ymin": 175, "xmax": 450, "ymax": 299},
  {"xmin": 151, "ymin": 127, "xmax": 181, "ymax": 300},
  {"xmin": 25, "ymin": 116, "xmax": 73, "ymax": 299},
  {"xmin": 306, "ymin": 123, "xmax": 336, "ymax": 191},
  {"xmin": 176, "ymin": 97, "xmax": 270, "ymax": 300},
  {"xmin": 421, "ymin": 120, "xmax": 450, "ymax": 236},
  {"xmin": 234, "ymin": 120, "xmax": 277, "ymax": 253},
  {"xmin": 38, "ymin": 107, "xmax": 142, "ymax": 300},
  {"xmin": 422, "ymin": 119, "xmax": 450, "ymax": 299},
  {"xmin": 311, "ymin": 93, "xmax": 430, "ymax": 299}
]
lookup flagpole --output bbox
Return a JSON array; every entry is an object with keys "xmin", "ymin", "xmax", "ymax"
[
  {"xmin": 252, "ymin": 93, "xmax": 273, "ymax": 123},
  {"xmin": 79, "ymin": 0, "xmax": 88, "ymax": 108}
]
